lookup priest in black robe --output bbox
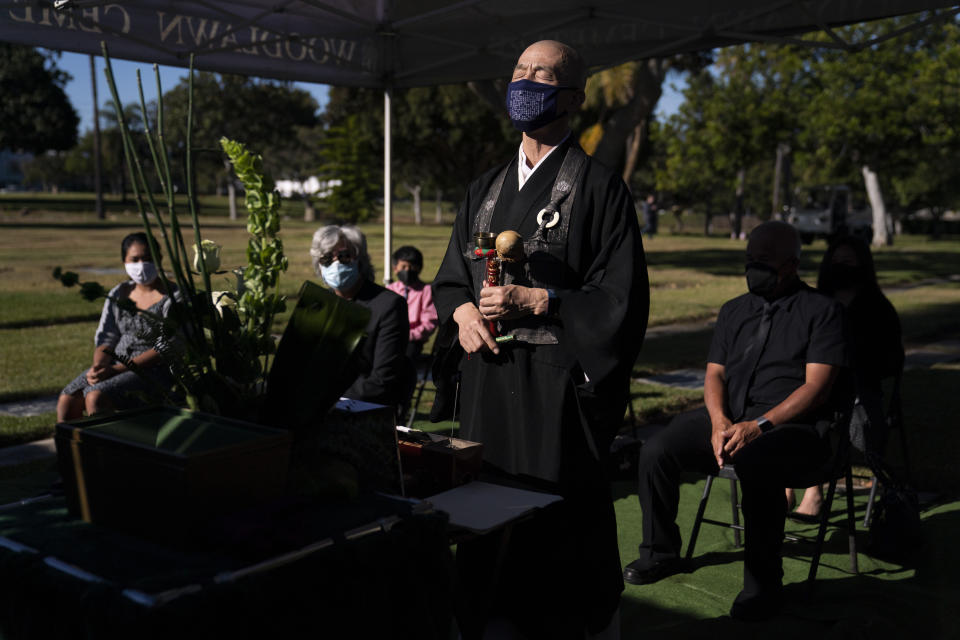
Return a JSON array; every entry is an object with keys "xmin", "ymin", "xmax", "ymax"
[{"xmin": 433, "ymin": 40, "xmax": 649, "ymax": 639}]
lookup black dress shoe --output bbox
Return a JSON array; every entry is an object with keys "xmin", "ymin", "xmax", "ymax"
[
  {"xmin": 729, "ymin": 588, "xmax": 784, "ymax": 622},
  {"xmin": 622, "ymin": 558, "xmax": 689, "ymax": 585},
  {"xmin": 787, "ymin": 510, "xmax": 821, "ymax": 524}
]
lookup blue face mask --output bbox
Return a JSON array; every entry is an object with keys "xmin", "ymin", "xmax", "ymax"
[
  {"xmin": 321, "ymin": 260, "xmax": 359, "ymax": 291},
  {"xmin": 505, "ymin": 79, "xmax": 574, "ymax": 132}
]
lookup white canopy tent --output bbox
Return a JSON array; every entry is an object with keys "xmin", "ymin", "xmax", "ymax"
[{"xmin": 2, "ymin": 0, "xmax": 956, "ymax": 278}]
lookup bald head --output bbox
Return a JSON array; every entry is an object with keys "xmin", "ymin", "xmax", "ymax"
[
  {"xmin": 746, "ymin": 221, "xmax": 801, "ymax": 268},
  {"xmin": 515, "ymin": 40, "xmax": 587, "ymax": 89}
]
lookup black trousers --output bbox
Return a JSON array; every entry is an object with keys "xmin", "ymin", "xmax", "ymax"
[
  {"xmin": 636, "ymin": 407, "xmax": 830, "ymax": 596},
  {"xmin": 456, "ymin": 383, "xmax": 625, "ymax": 639}
]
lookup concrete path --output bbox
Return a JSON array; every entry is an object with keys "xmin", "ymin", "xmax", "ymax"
[
  {"xmin": 0, "ymin": 395, "xmax": 57, "ymax": 418},
  {"xmin": 635, "ymin": 368, "xmax": 707, "ymax": 390},
  {"xmin": 903, "ymin": 339, "xmax": 960, "ymax": 370},
  {"xmin": 0, "ymin": 438, "xmax": 55, "ymax": 468},
  {"xmin": 636, "ymin": 338, "xmax": 960, "ymax": 392}
]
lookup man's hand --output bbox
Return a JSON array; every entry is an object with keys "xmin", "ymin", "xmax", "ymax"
[
  {"xmin": 710, "ymin": 416, "xmax": 733, "ymax": 468},
  {"xmin": 720, "ymin": 420, "xmax": 764, "ymax": 461},
  {"xmin": 478, "ymin": 285, "xmax": 548, "ymax": 320},
  {"xmin": 452, "ymin": 302, "xmax": 500, "ymax": 355}
]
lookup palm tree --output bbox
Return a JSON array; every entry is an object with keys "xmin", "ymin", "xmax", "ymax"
[{"xmin": 99, "ymin": 99, "xmax": 145, "ymax": 203}]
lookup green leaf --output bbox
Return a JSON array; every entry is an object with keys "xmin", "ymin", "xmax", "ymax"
[{"xmin": 79, "ymin": 281, "xmax": 106, "ymax": 301}]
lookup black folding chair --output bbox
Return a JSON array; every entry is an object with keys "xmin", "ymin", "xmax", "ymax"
[
  {"xmin": 863, "ymin": 372, "xmax": 911, "ymax": 527},
  {"xmin": 685, "ymin": 409, "xmax": 859, "ymax": 587},
  {"xmin": 404, "ymin": 342, "xmax": 436, "ymax": 428}
]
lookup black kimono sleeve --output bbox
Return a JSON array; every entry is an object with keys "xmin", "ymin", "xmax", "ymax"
[
  {"xmin": 432, "ymin": 167, "xmax": 502, "ymax": 321},
  {"xmin": 556, "ymin": 170, "xmax": 649, "ymax": 391}
]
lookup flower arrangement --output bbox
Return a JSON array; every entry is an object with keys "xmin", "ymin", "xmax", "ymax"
[{"xmin": 54, "ymin": 47, "xmax": 291, "ymax": 420}]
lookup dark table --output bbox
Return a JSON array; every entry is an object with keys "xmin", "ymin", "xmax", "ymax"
[{"xmin": 0, "ymin": 492, "xmax": 453, "ymax": 640}]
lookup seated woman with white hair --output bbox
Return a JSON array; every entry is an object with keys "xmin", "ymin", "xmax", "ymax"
[{"xmin": 310, "ymin": 225, "xmax": 414, "ymax": 411}]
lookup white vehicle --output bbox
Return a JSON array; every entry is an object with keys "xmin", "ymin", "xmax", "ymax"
[{"xmin": 786, "ymin": 185, "xmax": 872, "ymax": 244}]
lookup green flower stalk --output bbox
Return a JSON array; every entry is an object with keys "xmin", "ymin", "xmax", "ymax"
[
  {"xmin": 53, "ymin": 45, "xmax": 290, "ymax": 419},
  {"xmin": 220, "ymin": 138, "xmax": 289, "ymax": 347}
]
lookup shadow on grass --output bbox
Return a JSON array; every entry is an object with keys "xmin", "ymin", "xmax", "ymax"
[
  {"xmin": 646, "ymin": 248, "xmax": 747, "ymax": 277},
  {"xmin": 898, "ymin": 297, "xmax": 960, "ymax": 344},
  {"xmin": 618, "ymin": 495, "xmax": 960, "ymax": 639},
  {"xmin": 0, "ymin": 313, "xmax": 101, "ymax": 330},
  {"xmin": 899, "ymin": 365, "xmax": 960, "ymax": 493},
  {"xmin": 874, "ymin": 250, "xmax": 960, "ymax": 280},
  {"xmin": 646, "ymin": 245, "xmax": 960, "ymax": 283},
  {"xmin": 635, "ymin": 328, "xmax": 714, "ymax": 376},
  {"xmin": 0, "ymin": 221, "xmax": 250, "ymax": 231}
]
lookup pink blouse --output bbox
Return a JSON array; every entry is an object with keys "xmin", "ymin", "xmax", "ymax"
[{"xmin": 386, "ymin": 280, "xmax": 439, "ymax": 344}]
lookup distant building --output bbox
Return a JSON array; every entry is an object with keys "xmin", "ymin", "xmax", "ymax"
[
  {"xmin": 274, "ymin": 176, "xmax": 341, "ymax": 198},
  {"xmin": 0, "ymin": 150, "xmax": 31, "ymax": 190}
]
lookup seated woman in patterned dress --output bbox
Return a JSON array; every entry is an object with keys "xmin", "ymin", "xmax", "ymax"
[{"xmin": 56, "ymin": 232, "xmax": 178, "ymax": 421}]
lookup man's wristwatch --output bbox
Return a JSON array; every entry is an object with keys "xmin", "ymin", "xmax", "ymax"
[
  {"xmin": 545, "ymin": 288, "xmax": 559, "ymax": 316},
  {"xmin": 755, "ymin": 416, "xmax": 774, "ymax": 433}
]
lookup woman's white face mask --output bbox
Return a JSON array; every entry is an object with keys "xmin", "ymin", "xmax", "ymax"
[{"xmin": 125, "ymin": 261, "xmax": 159, "ymax": 285}]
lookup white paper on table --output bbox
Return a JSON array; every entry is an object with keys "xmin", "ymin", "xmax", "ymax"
[
  {"xmin": 426, "ymin": 481, "xmax": 563, "ymax": 535},
  {"xmin": 335, "ymin": 397, "xmax": 388, "ymax": 413}
]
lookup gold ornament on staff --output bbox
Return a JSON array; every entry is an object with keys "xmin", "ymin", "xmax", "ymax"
[
  {"xmin": 495, "ymin": 230, "xmax": 524, "ymax": 264},
  {"xmin": 472, "ymin": 230, "xmax": 525, "ymax": 342},
  {"xmin": 494, "ymin": 231, "xmax": 525, "ymax": 343}
]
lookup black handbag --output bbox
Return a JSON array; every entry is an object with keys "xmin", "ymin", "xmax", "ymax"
[{"xmin": 866, "ymin": 452, "xmax": 922, "ymax": 563}]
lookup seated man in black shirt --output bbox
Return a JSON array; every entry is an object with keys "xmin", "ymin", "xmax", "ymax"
[{"xmin": 623, "ymin": 221, "xmax": 847, "ymax": 620}]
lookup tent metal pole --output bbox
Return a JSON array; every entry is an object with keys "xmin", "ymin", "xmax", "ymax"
[
  {"xmin": 90, "ymin": 54, "xmax": 104, "ymax": 220},
  {"xmin": 383, "ymin": 87, "xmax": 392, "ymax": 284}
]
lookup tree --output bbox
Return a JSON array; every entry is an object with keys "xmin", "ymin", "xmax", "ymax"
[
  {"xmin": 655, "ymin": 74, "xmax": 737, "ymax": 234},
  {"xmin": 800, "ymin": 16, "xmax": 960, "ymax": 245},
  {"xmin": 655, "ymin": 48, "xmax": 798, "ymax": 235},
  {"xmin": 269, "ymin": 124, "xmax": 327, "ymax": 221},
  {"xmin": 398, "ymin": 84, "xmax": 515, "ymax": 213},
  {"xmin": 887, "ymin": 18, "xmax": 960, "ymax": 237},
  {"xmin": 0, "ymin": 44, "xmax": 79, "ymax": 154},
  {"xmin": 162, "ymin": 73, "xmax": 319, "ymax": 218},
  {"xmin": 21, "ymin": 151, "xmax": 67, "ymax": 192},
  {"xmin": 318, "ymin": 114, "xmax": 379, "ymax": 223},
  {"xmin": 97, "ymin": 100, "xmax": 147, "ymax": 201},
  {"xmin": 656, "ymin": 22, "xmax": 960, "ymax": 244},
  {"xmin": 581, "ymin": 53, "xmax": 712, "ymax": 183},
  {"xmin": 323, "ymin": 84, "xmax": 515, "ymax": 223}
]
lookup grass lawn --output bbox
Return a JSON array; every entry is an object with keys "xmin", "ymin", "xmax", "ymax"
[
  {"xmin": 0, "ymin": 201, "xmax": 958, "ymax": 637},
  {"xmin": 1, "ymin": 203, "xmax": 958, "ymax": 468}
]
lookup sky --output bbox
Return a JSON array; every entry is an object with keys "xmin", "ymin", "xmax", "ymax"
[
  {"xmin": 57, "ymin": 50, "xmax": 685, "ymax": 135},
  {"xmin": 56, "ymin": 51, "xmax": 331, "ymax": 134}
]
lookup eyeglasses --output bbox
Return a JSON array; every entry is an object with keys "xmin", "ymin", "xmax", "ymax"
[{"xmin": 318, "ymin": 250, "xmax": 355, "ymax": 267}]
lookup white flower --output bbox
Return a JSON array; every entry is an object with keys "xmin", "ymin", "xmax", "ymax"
[
  {"xmin": 193, "ymin": 239, "xmax": 222, "ymax": 274},
  {"xmin": 211, "ymin": 291, "xmax": 236, "ymax": 316}
]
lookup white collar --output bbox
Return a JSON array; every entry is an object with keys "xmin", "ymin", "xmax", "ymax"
[{"xmin": 517, "ymin": 132, "xmax": 571, "ymax": 190}]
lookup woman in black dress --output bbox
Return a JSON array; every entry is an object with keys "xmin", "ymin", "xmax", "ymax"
[{"xmin": 787, "ymin": 235, "xmax": 904, "ymax": 519}]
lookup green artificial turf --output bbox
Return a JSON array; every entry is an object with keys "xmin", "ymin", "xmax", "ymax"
[{"xmin": 614, "ymin": 478, "xmax": 960, "ymax": 638}]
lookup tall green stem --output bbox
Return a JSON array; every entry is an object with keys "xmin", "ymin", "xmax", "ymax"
[
  {"xmin": 182, "ymin": 55, "xmax": 223, "ymax": 355},
  {"xmin": 135, "ymin": 69, "xmax": 191, "ymax": 297},
  {"xmin": 155, "ymin": 65, "xmax": 196, "ymax": 292},
  {"xmin": 101, "ymin": 42, "xmax": 208, "ymax": 362}
]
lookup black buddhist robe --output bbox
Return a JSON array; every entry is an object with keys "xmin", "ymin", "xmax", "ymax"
[{"xmin": 433, "ymin": 138, "xmax": 649, "ymax": 637}]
